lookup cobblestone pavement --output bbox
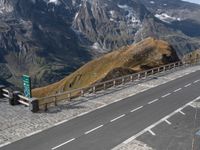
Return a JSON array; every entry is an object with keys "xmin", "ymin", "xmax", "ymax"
[
  {"xmin": 112, "ymin": 140, "xmax": 153, "ymax": 150},
  {"xmin": 0, "ymin": 65, "xmax": 200, "ymax": 148}
]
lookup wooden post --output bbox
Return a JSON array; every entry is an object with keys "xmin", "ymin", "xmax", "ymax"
[
  {"xmin": 81, "ymin": 90, "xmax": 84, "ymax": 97},
  {"xmin": 68, "ymin": 93, "xmax": 71, "ymax": 101},
  {"xmin": 137, "ymin": 74, "xmax": 140, "ymax": 80},
  {"xmin": 113, "ymin": 80, "xmax": 116, "ymax": 86},
  {"xmin": 93, "ymin": 86, "xmax": 96, "ymax": 93},
  {"xmin": 103, "ymin": 83, "xmax": 106, "ymax": 90},
  {"xmin": 54, "ymin": 96, "xmax": 57, "ymax": 106},
  {"xmin": 130, "ymin": 75, "xmax": 133, "ymax": 82}
]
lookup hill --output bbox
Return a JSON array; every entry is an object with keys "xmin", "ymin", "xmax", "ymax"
[
  {"xmin": 0, "ymin": 0, "xmax": 200, "ymax": 89},
  {"xmin": 32, "ymin": 38, "xmax": 179, "ymax": 97}
]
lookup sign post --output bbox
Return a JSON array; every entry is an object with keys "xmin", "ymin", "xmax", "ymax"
[{"xmin": 22, "ymin": 75, "xmax": 32, "ymax": 98}]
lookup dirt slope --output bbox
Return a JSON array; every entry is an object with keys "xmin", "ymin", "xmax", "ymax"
[{"xmin": 33, "ymin": 37, "xmax": 179, "ymax": 97}]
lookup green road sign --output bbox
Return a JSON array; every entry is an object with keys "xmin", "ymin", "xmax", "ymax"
[{"xmin": 22, "ymin": 75, "xmax": 32, "ymax": 98}]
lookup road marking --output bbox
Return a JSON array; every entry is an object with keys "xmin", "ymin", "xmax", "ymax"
[
  {"xmin": 85, "ymin": 125, "xmax": 104, "ymax": 135},
  {"xmin": 148, "ymin": 99, "xmax": 159, "ymax": 104},
  {"xmin": 0, "ymin": 142, "xmax": 11, "ymax": 148},
  {"xmin": 110, "ymin": 114, "xmax": 126, "ymax": 122},
  {"xmin": 165, "ymin": 119, "xmax": 172, "ymax": 125},
  {"xmin": 194, "ymin": 80, "xmax": 200, "ymax": 83},
  {"xmin": 123, "ymin": 96, "xmax": 200, "ymax": 144},
  {"xmin": 26, "ymin": 130, "xmax": 42, "ymax": 137},
  {"xmin": 130, "ymin": 106, "xmax": 143, "ymax": 112},
  {"xmin": 148, "ymin": 129, "xmax": 156, "ymax": 136},
  {"xmin": 52, "ymin": 138, "xmax": 75, "ymax": 150},
  {"xmin": 179, "ymin": 110, "xmax": 186, "ymax": 115},
  {"xmin": 184, "ymin": 83, "xmax": 191, "ymax": 87},
  {"xmin": 54, "ymin": 120, "xmax": 68, "ymax": 126},
  {"xmin": 162, "ymin": 93, "xmax": 171, "ymax": 98},
  {"xmin": 174, "ymin": 88, "xmax": 182, "ymax": 93}
]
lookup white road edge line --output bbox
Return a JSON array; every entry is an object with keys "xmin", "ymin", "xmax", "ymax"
[
  {"xmin": 110, "ymin": 114, "xmax": 126, "ymax": 122},
  {"xmin": 85, "ymin": 125, "xmax": 104, "ymax": 135},
  {"xmin": 0, "ymin": 142, "xmax": 11, "ymax": 148},
  {"xmin": 123, "ymin": 96, "xmax": 200, "ymax": 144},
  {"xmin": 184, "ymin": 83, "xmax": 192, "ymax": 87},
  {"xmin": 162, "ymin": 93, "xmax": 171, "ymax": 98},
  {"xmin": 130, "ymin": 106, "xmax": 143, "ymax": 113},
  {"xmin": 174, "ymin": 88, "xmax": 182, "ymax": 93},
  {"xmin": 148, "ymin": 99, "xmax": 159, "ymax": 105},
  {"xmin": 52, "ymin": 138, "xmax": 76, "ymax": 150},
  {"xmin": 165, "ymin": 119, "xmax": 172, "ymax": 125},
  {"xmin": 26, "ymin": 130, "xmax": 42, "ymax": 137},
  {"xmin": 148, "ymin": 129, "xmax": 156, "ymax": 136}
]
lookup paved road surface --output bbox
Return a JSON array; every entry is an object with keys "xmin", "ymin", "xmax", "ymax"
[{"xmin": 1, "ymin": 71, "xmax": 200, "ymax": 150}]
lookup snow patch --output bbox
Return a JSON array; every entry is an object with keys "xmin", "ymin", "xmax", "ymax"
[
  {"xmin": 155, "ymin": 13, "xmax": 181, "ymax": 23},
  {"xmin": 92, "ymin": 42, "xmax": 101, "ymax": 50},
  {"xmin": 48, "ymin": 0, "xmax": 60, "ymax": 5},
  {"xmin": 182, "ymin": 0, "xmax": 200, "ymax": 5},
  {"xmin": 150, "ymin": 1, "xmax": 155, "ymax": 4}
]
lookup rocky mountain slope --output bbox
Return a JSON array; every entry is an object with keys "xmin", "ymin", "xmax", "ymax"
[
  {"xmin": 0, "ymin": 0, "xmax": 199, "ymax": 89},
  {"xmin": 33, "ymin": 38, "xmax": 179, "ymax": 97}
]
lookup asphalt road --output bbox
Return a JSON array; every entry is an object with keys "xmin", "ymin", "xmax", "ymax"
[{"xmin": 1, "ymin": 70, "xmax": 200, "ymax": 150}]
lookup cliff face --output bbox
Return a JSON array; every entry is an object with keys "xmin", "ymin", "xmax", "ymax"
[
  {"xmin": 32, "ymin": 38, "xmax": 179, "ymax": 97},
  {"xmin": 0, "ymin": 0, "xmax": 91, "ymax": 88},
  {"xmin": 0, "ymin": 0, "xmax": 199, "ymax": 89}
]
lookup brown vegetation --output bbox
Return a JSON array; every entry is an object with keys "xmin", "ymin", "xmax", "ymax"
[{"xmin": 32, "ymin": 37, "xmax": 179, "ymax": 98}]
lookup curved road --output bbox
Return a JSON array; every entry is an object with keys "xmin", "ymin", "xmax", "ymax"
[{"xmin": 1, "ymin": 71, "xmax": 200, "ymax": 150}]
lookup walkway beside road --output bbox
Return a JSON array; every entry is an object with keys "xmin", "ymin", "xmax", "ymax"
[{"xmin": 0, "ymin": 66, "xmax": 200, "ymax": 150}]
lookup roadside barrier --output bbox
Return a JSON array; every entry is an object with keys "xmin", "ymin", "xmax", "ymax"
[
  {"xmin": 0, "ymin": 53, "xmax": 199, "ymax": 112},
  {"xmin": 0, "ymin": 87, "xmax": 39, "ymax": 113},
  {"xmin": 38, "ymin": 57, "xmax": 200, "ymax": 111}
]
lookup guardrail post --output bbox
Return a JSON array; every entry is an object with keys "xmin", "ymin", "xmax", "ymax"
[
  {"xmin": 137, "ymin": 74, "xmax": 140, "ymax": 80},
  {"xmin": 122, "ymin": 78, "xmax": 125, "ymax": 84},
  {"xmin": 0, "ymin": 85, "xmax": 5, "ymax": 98},
  {"xmin": 93, "ymin": 86, "xmax": 96, "ymax": 93},
  {"xmin": 68, "ymin": 93, "xmax": 71, "ymax": 101},
  {"xmin": 130, "ymin": 75, "xmax": 133, "ymax": 82},
  {"xmin": 29, "ymin": 98, "xmax": 39, "ymax": 113},
  {"xmin": 54, "ymin": 96, "xmax": 57, "ymax": 106},
  {"xmin": 9, "ymin": 91, "xmax": 21, "ymax": 106},
  {"xmin": 145, "ymin": 72, "xmax": 147, "ymax": 78},
  {"xmin": 113, "ymin": 80, "xmax": 116, "ymax": 86},
  {"xmin": 163, "ymin": 66, "xmax": 166, "ymax": 72},
  {"xmin": 103, "ymin": 83, "xmax": 106, "ymax": 90},
  {"xmin": 81, "ymin": 90, "xmax": 84, "ymax": 97}
]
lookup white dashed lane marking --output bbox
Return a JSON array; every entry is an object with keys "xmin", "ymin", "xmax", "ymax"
[
  {"xmin": 123, "ymin": 96, "xmax": 200, "ymax": 144},
  {"xmin": 174, "ymin": 88, "xmax": 182, "ymax": 93},
  {"xmin": 130, "ymin": 106, "xmax": 143, "ymax": 113},
  {"xmin": 148, "ymin": 99, "xmax": 159, "ymax": 105},
  {"xmin": 184, "ymin": 83, "xmax": 192, "ymax": 88},
  {"xmin": 194, "ymin": 80, "xmax": 200, "ymax": 83},
  {"xmin": 162, "ymin": 93, "xmax": 171, "ymax": 98},
  {"xmin": 110, "ymin": 114, "xmax": 126, "ymax": 122},
  {"xmin": 52, "ymin": 138, "xmax": 76, "ymax": 150},
  {"xmin": 85, "ymin": 125, "xmax": 104, "ymax": 135}
]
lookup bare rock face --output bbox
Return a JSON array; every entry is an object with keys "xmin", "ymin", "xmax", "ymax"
[{"xmin": 0, "ymin": 0, "xmax": 200, "ymax": 89}]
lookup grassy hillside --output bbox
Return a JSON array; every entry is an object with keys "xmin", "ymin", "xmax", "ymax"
[{"xmin": 32, "ymin": 37, "xmax": 179, "ymax": 97}]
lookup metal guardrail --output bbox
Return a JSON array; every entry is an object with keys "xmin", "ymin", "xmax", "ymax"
[
  {"xmin": 0, "ymin": 54, "xmax": 199, "ymax": 112},
  {"xmin": 38, "ymin": 58, "xmax": 200, "ymax": 111},
  {"xmin": 0, "ymin": 85, "xmax": 39, "ymax": 113}
]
